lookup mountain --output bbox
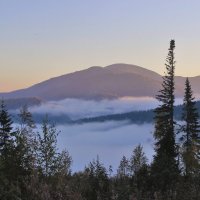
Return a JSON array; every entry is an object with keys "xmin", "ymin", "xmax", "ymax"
[
  {"xmin": 0, "ymin": 63, "xmax": 200, "ymax": 100},
  {"xmin": 3, "ymin": 97, "xmax": 43, "ymax": 110}
]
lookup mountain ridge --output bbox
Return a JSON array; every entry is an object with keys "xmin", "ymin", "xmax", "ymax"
[{"xmin": 1, "ymin": 63, "xmax": 200, "ymax": 100}]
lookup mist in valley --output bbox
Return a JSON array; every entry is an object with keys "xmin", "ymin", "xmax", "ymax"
[
  {"xmin": 57, "ymin": 121, "xmax": 154, "ymax": 172},
  {"xmin": 28, "ymin": 97, "xmax": 158, "ymax": 120},
  {"xmin": 12, "ymin": 97, "xmax": 186, "ymax": 172},
  {"xmin": 19, "ymin": 97, "xmax": 157, "ymax": 172}
]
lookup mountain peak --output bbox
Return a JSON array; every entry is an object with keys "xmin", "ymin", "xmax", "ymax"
[
  {"xmin": 105, "ymin": 63, "xmax": 161, "ymax": 80},
  {"xmin": 0, "ymin": 63, "xmax": 199, "ymax": 101},
  {"xmin": 87, "ymin": 66, "xmax": 102, "ymax": 70}
]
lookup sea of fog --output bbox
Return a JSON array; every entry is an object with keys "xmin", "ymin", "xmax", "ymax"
[
  {"xmin": 29, "ymin": 97, "xmax": 159, "ymax": 120},
  {"xmin": 57, "ymin": 121, "xmax": 154, "ymax": 172},
  {"xmin": 15, "ymin": 97, "xmax": 185, "ymax": 172},
  {"xmin": 28, "ymin": 97, "xmax": 184, "ymax": 120}
]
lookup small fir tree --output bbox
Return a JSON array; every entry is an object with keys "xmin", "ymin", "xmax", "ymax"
[
  {"xmin": 130, "ymin": 144, "xmax": 148, "ymax": 176},
  {"xmin": 180, "ymin": 78, "xmax": 200, "ymax": 176},
  {"xmin": 0, "ymin": 100, "xmax": 13, "ymax": 150}
]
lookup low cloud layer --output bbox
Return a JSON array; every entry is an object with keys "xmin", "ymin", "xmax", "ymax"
[
  {"xmin": 13, "ymin": 97, "xmax": 186, "ymax": 172},
  {"xmin": 56, "ymin": 121, "xmax": 154, "ymax": 172},
  {"xmin": 29, "ymin": 97, "xmax": 158, "ymax": 120}
]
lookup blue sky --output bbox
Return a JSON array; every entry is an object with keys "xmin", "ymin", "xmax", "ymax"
[{"xmin": 1, "ymin": 0, "xmax": 200, "ymax": 91}]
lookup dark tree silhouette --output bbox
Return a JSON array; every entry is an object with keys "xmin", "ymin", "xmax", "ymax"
[
  {"xmin": 180, "ymin": 78, "xmax": 200, "ymax": 176},
  {"xmin": 0, "ymin": 100, "xmax": 13, "ymax": 149},
  {"xmin": 151, "ymin": 40, "xmax": 179, "ymax": 196}
]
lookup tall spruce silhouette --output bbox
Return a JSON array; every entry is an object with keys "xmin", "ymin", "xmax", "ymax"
[
  {"xmin": 181, "ymin": 78, "xmax": 200, "ymax": 176},
  {"xmin": 151, "ymin": 40, "xmax": 179, "ymax": 194}
]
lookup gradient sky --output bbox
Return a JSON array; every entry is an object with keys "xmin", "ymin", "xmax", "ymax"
[{"xmin": 1, "ymin": 0, "xmax": 200, "ymax": 92}]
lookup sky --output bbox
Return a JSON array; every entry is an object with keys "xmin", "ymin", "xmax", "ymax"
[{"xmin": 1, "ymin": 0, "xmax": 200, "ymax": 92}]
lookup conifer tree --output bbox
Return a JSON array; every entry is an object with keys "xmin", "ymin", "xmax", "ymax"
[
  {"xmin": 130, "ymin": 144, "xmax": 148, "ymax": 176},
  {"xmin": 117, "ymin": 155, "xmax": 130, "ymax": 178},
  {"xmin": 15, "ymin": 106, "xmax": 37, "ymax": 176},
  {"xmin": 0, "ymin": 100, "xmax": 13, "ymax": 151},
  {"xmin": 130, "ymin": 145, "xmax": 149, "ymax": 200},
  {"xmin": 83, "ymin": 157, "xmax": 110, "ymax": 200},
  {"xmin": 0, "ymin": 101, "xmax": 20, "ymax": 200},
  {"xmin": 180, "ymin": 78, "xmax": 200, "ymax": 176},
  {"xmin": 37, "ymin": 116, "xmax": 60, "ymax": 177},
  {"xmin": 116, "ymin": 156, "xmax": 131, "ymax": 199},
  {"xmin": 0, "ymin": 100, "xmax": 15, "ymax": 172},
  {"xmin": 151, "ymin": 40, "xmax": 179, "ymax": 194}
]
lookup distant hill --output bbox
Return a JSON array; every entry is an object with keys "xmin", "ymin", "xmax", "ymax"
[
  {"xmin": 3, "ymin": 97, "xmax": 43, "ymax": 110},
  {"xmin": 75, "ymin": 101, "xmax": 200, "ymax": 125},
  {"xmin": 1, "ymin": 63, "xmax": 199, "ymax": 100}
]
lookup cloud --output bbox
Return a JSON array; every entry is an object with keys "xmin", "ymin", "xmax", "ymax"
[
  {"xmin": 13, "ymin": 97, "xmax": 186, "ymax": 172},
  {"xmin": 56, "ymin": 121, "xmax": 154, "ymax": 172},
  {"xmin": 29, "ymin": 97, "xmax": 158, "ymax": 120}
]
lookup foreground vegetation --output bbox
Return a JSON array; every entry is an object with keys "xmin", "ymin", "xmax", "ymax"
[{"xmin": 0, "ymin": 40, "xmax": 200, "ymax": 199}]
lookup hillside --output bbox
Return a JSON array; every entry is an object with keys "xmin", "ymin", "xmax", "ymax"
[
  {"xmin": 1, "ymin": 63, "xmax": 200, "ymax": 101},
  {"xmin": 3, "ymin": 97, "xmax": 43, "ymax": 110}
]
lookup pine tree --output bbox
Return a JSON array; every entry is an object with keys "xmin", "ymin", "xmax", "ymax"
[
  {"xmin": 117, "ymin": 155, "xmax": 130, "ymax": 178},
  {"xmin": 0, "ymin": 100, "xmax": 15, "ymax": 171},
  {"xmin": 130, "ymin": 145, "xmax": 149, "ymax": 200},
  {"xmin": 151, "ymin": 40, "xmax": 179, "ymax": 195},
  {"xmin": 37, "ymin": 116, "xmax": 60, "ymax": 177},
  {"xmin": 18, "ymin": 105, "xmax": 35, "ymax": 131},
  {"xmin": 0, "ymin": 101, "xmax": 21, "ymax": 200},
  {"xmin": 82, "ymin": 157, "xmax": 110, "ymax": 200},
  {"xmin": 180, "ymin": 78, "xmax": 200, "ymax": 176},
  {"xmin": 130, "ymin": 144, "xmax": 148, "ymax": 176},
  {"xmin": 116, "ymin": 156, "xmax": 131, "ymax": 199},
  {"xmin": 0, "ymin": 100, "xmax": 13, "ymax": 151},
  {"xmin": 15, "ymin": 106, "xmax": 37, "ymax": 176}
]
